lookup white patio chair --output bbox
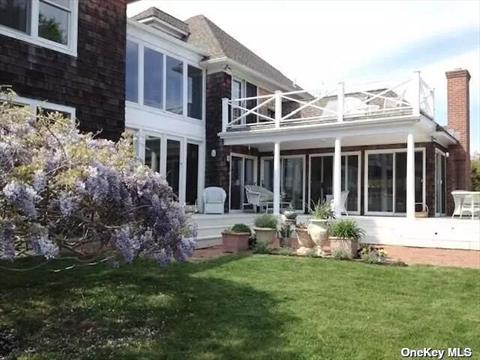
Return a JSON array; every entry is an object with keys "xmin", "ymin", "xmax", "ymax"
[
  {"xmin": 245, "ymin": 185, "xmax": 290, "ymax": 213},
  {"xmin": 203, "ymin": 187, "xmax": 226, "ymax": 214},
  {"xmin": 325, "ymin": 190, "xmax": 349, "ymax": 215},
  {"xmin": 451, "ymin": 191, "xmax": 465, "ymax": 218},
  {"xmin": 451, "ymin": 191, "xmax": 480, "ymax": 219}
]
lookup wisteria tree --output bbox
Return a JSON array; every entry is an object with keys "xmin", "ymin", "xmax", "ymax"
[{"xmin": 0, "ymin": 91, "xmax": 195, "ymax": 267}]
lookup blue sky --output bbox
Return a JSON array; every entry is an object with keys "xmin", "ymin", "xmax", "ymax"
[{"xmin": 129, "ymin": 0, "xmax": 480, "ymax": 154}]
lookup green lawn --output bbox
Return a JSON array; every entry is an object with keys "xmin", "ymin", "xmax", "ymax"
[{"xmin": 1, "ymin": 255, "xmax": 479, "ymax": 359}]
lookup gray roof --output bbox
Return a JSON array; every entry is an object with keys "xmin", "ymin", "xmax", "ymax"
[
  {"xmin": 185, "ymin": 15, "xmax": 299, "ymax": 91},
  {"xmin": 131, "ymin": 7, "xmax": 190, "ymax": 35}
]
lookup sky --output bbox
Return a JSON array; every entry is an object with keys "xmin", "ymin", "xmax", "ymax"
[{"xmin": 128, "ymin": 0, "xmax": 480, "ymax": 154}]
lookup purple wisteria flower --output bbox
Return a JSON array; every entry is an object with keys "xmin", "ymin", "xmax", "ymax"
[
  {"xmin": 28, "ymin": 228, "xmax": 59, "ymax": 260},
  {"xmin": 2, "ymin": 181, "xmax": 40, "ymax": 219}
]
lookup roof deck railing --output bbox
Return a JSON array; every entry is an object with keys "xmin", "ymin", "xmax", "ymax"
[{"xmin": 222, "ymin": 71, "xmax": 435, "ymax": 133}]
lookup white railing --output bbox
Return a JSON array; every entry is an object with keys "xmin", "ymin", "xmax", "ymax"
[{"xmin": 222, "ymin": 72, "xmax": 435, "ymax": 132}]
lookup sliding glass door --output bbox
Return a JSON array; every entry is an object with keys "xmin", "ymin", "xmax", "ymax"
[
  {"xmin": 261, "ymin": 156, "xmax": 305, "ymax": 212},
  {"xmin": 309, "ymin": 153, "xmax": 360, "ymax": 213},
  {"xmin": 366, "ymin": 150, "xmax": 425, "ymax": 215},
  {"xmin": 186, "ymin": 143, "xmax": 199, "ymax": 206},
  {"xmin": 133, "ymin": 130, "xmax": 202, "ymax": 206},
  {"xmin": 166, "ymin": 139, "xmax": 181, "ymax": 197},
  {"xmin": 229, "ymin": 154, "xmax": 257, "ymax": 211}
]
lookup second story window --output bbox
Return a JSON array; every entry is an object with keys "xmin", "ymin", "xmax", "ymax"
[
  {"xmin": 188, "ymin": 65, "xmax": 202, "ymax": 120},
  {"xmin": 166, "ymin": 56, "xmax": 183, "ymax": 115},
  {"xmin": 125, "ymin": 38, "xmax": 204, "ymax": 120},
  {"xmin": 126, "ymin": 40, "xmax": 139, "ymax": 103},
  {"xmin": 0, "ymin": 0, "xmax": 78, "ymax": 55},
  {"xmin": 144, "ymin": 47, "xmax": 164, "ymax": 109}
]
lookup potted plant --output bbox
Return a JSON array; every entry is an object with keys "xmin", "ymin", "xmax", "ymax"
[
  {"xmin": 295, "ymin": 222, "xmax": 315, "ymax": 255},
  {"xmin": 253, "ymin": 214, "xmax": 278, "ymax": 248},
  {"xmin": 329, "ymin": 219, "xmax": 365, "ymax": 259},
  {"xmin": 308, "ymin": 200, "xmax": 333, "ymax": 250},
  {"xmin": 222, "ymin": 224, "xmax": 251, "ymax": 253}
]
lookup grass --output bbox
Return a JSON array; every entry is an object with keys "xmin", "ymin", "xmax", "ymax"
[{"xmin": 1, "ymin": 255, "xmax": 479, "ymax": 359}]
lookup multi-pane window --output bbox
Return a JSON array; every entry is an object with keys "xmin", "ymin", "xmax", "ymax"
[
  {"xmin": 0, "ymin": 0, "xmax": 76, "ymax": 51},
  {"xmin": 144, "ymin": 47, "xmax": 163, "ymax": 109},
  {"xmin": 187, "ymin": 65, "xmax": 202, "ymax": 120},
  {"xmin": 125, "ymin": 41, "xmax": 203, "ymax": 119},
  {"xmin": 126, "ymin": 40, "xmax": 139, "ymax": 103},
  {"xmin": 166, "ymin": 56, "xmax": 183, "ymax": 115}
]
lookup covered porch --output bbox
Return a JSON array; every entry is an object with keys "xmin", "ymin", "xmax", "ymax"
[{"xmin": 219, "ymin": 73, "xmax": 456, "ymax": 218}]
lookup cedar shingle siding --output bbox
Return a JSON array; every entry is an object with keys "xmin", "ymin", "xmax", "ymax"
[{"xmin": 0, "ymin": 0, "xmax": 128, "ymax": 141}]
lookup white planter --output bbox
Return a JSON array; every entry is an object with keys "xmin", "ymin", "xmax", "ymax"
[{"xmin": 308, "ymin": 219, "xmax": 329, "ymax": 247}]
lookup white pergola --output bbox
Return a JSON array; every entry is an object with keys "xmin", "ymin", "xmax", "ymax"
[{"xmin": 219, "ymin": 72, "xmax": 457, "ymax": 218}]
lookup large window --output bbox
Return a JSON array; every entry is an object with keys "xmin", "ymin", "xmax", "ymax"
[
  {"xmin": 366, "ymin": 150, "xmax": 424, "ymax": 214},
  {"xmin": 144, "ymin": 47, "xmax": 163, "ymax": 109},
  {"xmin": 126, "ymin": 41, "xmax": 203, "ymax": 119},
  {"xmin": 187, "ymin": 65, "xmax": 202, "ymax": 120},
  {"xmin": 126, "ymin": 40, "xmax": 139, "ymax": 103},
  {"xmin": 166, "ymin": 56, "xmax": 183, "ymax": 115},
  {"xmin": 0, "ymin": 0, "xmax": 77, "ymax": 54}
]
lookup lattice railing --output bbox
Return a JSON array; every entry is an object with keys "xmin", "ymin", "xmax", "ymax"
[{"xmin": 222, "ymin": 72, "xmax": 434, "ymax": 132}]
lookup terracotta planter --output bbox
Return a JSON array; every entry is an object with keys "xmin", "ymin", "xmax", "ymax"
[
  {"xmin": 329, "ymin": 236, "xmax": 359, "ymax": 258},
  {"xmin": 222, "ymin": 232, "xmax": 250, "ymax": 253},
  {"xmin": 308, "ymin": 219, "xmax": 329, "ymax": 247},
  {"xmin": 254, "ymin": 227, "xmax": 278, "ymax": 248}
]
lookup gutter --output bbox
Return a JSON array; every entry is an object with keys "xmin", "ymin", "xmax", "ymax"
[{"xmin": 202, "ymin": 57, "xmax": 300, "ymax": 93}]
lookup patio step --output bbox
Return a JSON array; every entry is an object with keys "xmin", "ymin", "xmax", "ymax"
[{"xmin": 191, "ymin": 213, "xmax": 256, "ymax": 249}]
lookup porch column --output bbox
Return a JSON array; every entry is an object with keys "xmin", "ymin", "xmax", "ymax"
[
  {"xmin": 273, "ymin": 141, "xmax": 281, "ymax": 215},
  {"xmin": 406, "ymin": 132, "xmax": 415, "ymax": 219},
  {"xmin": 333, "ymin": 137, "xmax": 342, "ymax": 217}
]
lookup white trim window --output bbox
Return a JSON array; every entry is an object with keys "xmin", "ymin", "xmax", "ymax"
[
  {"xmin": 125, "ymin": 38, "xmax": 205, "ymax": 122},
  {"xmin": 0, "ymin": 0, "xmax": 78, "ymax": 56},
  {"xmin": 9, "ymin": 95, "xmax": 76, "ymax": 119},
  {"xmin": 364, "ymin": 148, "xmax": 426, "ymax": 215},
  {"xmin": 230, "ymin": 77, "xmax": 258, "ymax": 124}
]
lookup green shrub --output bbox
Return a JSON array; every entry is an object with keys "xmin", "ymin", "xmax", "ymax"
[
  {"xmin": 332, "ymin": 248, "xmax": 352, "ymax": 260},
  {"xmin": 329, "ymin": 219, "xmax": 364, "ymax": 241},
  {"xmin": 310, "ymin": 200, "xmax": 333, "ymax": 219},
  {"xmin": 229, "ymin": 223, "xmax": 251, "ymax": 234},
  {"xmin": 360, "ymin": 245, "xmax": 387, "ymax": 264},
  {"xmin": 252, "ymin": 241, "xmax": 271, "ymax": 254},
  {"xmin": 254, "ymin": 214, "xmax": 278, "ymax": 229}
]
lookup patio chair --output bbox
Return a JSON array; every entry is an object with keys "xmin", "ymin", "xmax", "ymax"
[
  {"xmin": 452, "ymin": 191, "xmax": 480, "ymax": 219},
  {"xmin": 325, "ymin": 190, "xmax": 349, "ymax": 215},
  {"xmin": 203, "ymin": 187, "xmax": 226, "ymax": 214},
  {"xmin": 245, "ymin": 185, "xmax": 291, "ymax": 213}
]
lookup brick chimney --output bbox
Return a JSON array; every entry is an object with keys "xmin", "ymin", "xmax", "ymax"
[{"xmin": 446, "ymin": 69, "xmax": 471, "ymax": 201}]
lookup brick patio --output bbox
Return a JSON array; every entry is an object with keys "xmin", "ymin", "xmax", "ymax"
[{"xmin": 193, "ymin": 244, "xmax": 480, "ymax": 269}]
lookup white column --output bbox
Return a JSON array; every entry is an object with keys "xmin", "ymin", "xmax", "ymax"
[
  {"xmin": 333, "ymin": 137, "xmax": 342, "ymax": 217},
  {"xmin": 222, "ymin": 98, "xmax": 229, "ymax": 132},
  {"xmin": 274, "ymin": 90, "xmax": 282, "ymax": 128},
  {"xmin": 273, "ymin": 141, "xmax": 281, "ymax": 215},
  {"xmin": 406, "ymin": 132, "xmax": 416, "ymax": 219}
]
